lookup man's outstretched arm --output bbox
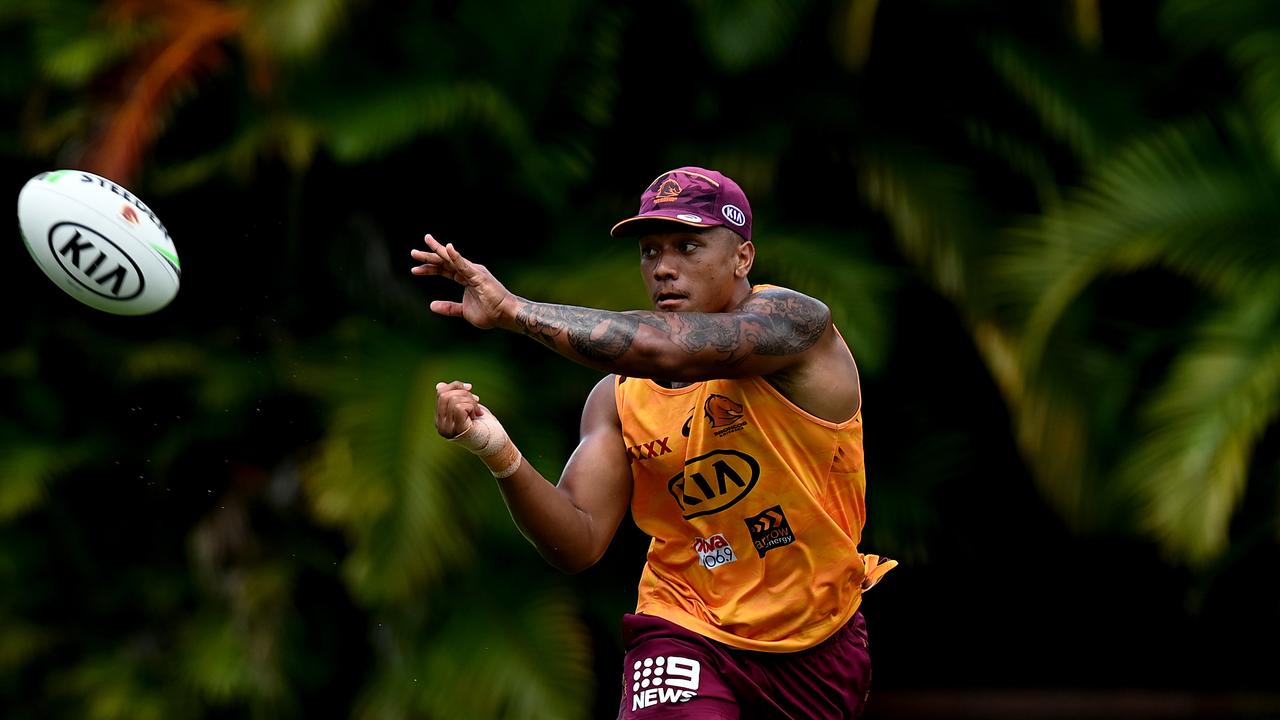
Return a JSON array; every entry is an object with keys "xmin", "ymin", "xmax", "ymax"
[
  {"xmin": 411, "ymin": 235, "xmax": 831, "ymax": 381},
  {"xmin": 436, "ymin": 377, "xmax": 632, "ymax": 573}
]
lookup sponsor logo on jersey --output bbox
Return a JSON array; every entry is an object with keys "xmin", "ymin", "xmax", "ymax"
[
  {"xmin": 744, "ymin": 505, "xmax": 795, "ymax": 557},
  {"xmin": 704, "ymin": 394, "xmax": 748, "ymax": 437},
  {"xmin": 627, "ymin": 436, "xmax": 672, "ymax": 462},
  {"xmin": 629, "ymin": 655, "xmax": 700, "ymax": 710},
  {"xmin": 692, "ymin": 533, "xmax": 738, "ymax": 569},
  {"xmin": 668, "ymin": 449, "xmax": 759, "ymax": 519}
]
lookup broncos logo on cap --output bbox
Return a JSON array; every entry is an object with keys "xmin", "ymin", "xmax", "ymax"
[{"xmin": 654, "ymin": 177, "xmax": 683, "ymax": 204}]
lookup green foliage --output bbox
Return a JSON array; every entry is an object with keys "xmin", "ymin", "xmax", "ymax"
[
  {"xmin": 985, "ymin": 115, "xmax": 1280, "ymax": 549},
  {"xmin": 1121, "ymin": 289, "xmax": 1280, "ymax": 564},
  {"xmin": 357, "ymin": 575, "xmax": 592, "ymax": 720},
  {"xmin": 984, "ymin": 35, "xmax": 1147, "ymax": 163},
  {"xmin": 856, "ymin": 137, "xmax": 989, "ymax": 304},
  {"xmin": 242, "ymin": 0, "xmax": 350, "ymax": 61},
  {"xmin": 298, "ymin": 323, "xmax": 518, "ymax": 604},
  {"xmin": 5, "ymin": 0, "xmax": 1280, "ymax": 715},
  {"xmin": 692, "ymin": 0, "xmax": 813, "ymax": 73},
  {"xmin": 1162, "ymin": 0, "xmax": 1280, "ymax": 163}
]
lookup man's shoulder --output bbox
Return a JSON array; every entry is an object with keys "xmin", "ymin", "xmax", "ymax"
[
  {"xmin": 734, "ymin": 286, "xmax": 831, "ymax": 359},
  {"xmin": 741, "ymin": 284, "xmax": 829, "ymax": 314}
]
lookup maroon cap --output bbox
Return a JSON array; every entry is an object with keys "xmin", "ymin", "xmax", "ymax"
[{"xmin": 610, "ymin": 166, "xmax": 753, "ymax": 242}]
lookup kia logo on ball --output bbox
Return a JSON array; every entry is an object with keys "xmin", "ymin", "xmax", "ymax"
[{"xmin": 47, "ymin": 222, "xmax": 145, "ymax": 300}]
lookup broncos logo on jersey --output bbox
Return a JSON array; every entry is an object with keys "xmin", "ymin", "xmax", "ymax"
[
  {"xmin": 702, "ymin": 394, "xmax": 748, "ymax": 438},
  {"xmin": 680, "ymin": 395, "xmax": 749, "ymax": 438},
  {"xmin": 705, "ymin": 394, "xmax": 745, "ymax": 428}
]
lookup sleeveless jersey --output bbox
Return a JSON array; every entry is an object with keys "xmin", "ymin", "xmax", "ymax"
[{"xmin": 614, "ymin": 318, "xmax": 869, "ymax": 652}]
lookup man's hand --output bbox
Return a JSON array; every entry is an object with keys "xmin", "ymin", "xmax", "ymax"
[
  {"xmin": 435, "ymin": 380, "xmax": 482, "ymax": 439},
  {"xmin": 436, "ymin": 380, "xmax": 523, "ymax": 477},
  {"xmin": 411, "ymin": 234, "xmax": 516, "ymax": 329}
]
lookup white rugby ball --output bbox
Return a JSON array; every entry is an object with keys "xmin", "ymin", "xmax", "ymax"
[{"xmin": 17, "ymin": 170, "xmax": 180, "ymax": 315}]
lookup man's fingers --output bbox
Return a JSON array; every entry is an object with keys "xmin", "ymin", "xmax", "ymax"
[
  {"xmin": 433, "ymin": 380, "xmax": 492, "ymax": 437},
  {"xmin": 438, "ymin": 388, "xmax": 481, "ymax": 404},
  {"xmin": 415, "ymin": 236, "xmax": 480, "ymax": 286},
  {"xmin": 430, "ymin": 300, "xmax": 464, "ymax": 317},
  {"xmin": 423, "ymin": 234, "xmax": 452, "ymax": 262},
  {"xmin": 443, "ymin": 242, "xmax": 477, "ymax": 279}
]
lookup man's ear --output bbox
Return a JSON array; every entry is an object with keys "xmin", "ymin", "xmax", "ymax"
[{"xmin": 735, "ymin": 239, "xmax": 755, "ymax": 278}]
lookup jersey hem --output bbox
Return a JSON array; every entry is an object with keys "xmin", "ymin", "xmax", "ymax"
[{"xmin": 635, "ymin": 594, "xmax": 863, "ymax": 654}]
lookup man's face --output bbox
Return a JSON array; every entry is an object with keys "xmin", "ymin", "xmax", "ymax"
[{"xmin": 638, "ymin": 227, "xmax": 749, "ymax": 313}]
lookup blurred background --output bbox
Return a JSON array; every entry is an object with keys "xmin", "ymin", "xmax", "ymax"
[{"xmin": 3, "ymin": 0, "xmax": 1279, "ymax": 718}]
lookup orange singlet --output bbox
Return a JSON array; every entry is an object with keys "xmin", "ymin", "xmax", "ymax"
[{"xmin": 615, "ymin": 312, "xmax": 870, "ymax": 653}]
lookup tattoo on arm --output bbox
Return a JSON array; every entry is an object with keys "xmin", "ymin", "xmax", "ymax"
[
  {"xmin": 740, "ymin": 293, "xmax": 828, "ymax": 355},
  {"xmin": 668, "ymin": 314, "xmax": 745, "ymax": 360},
  {"xmin": 512, "ymin": 290, "xmax": 828, "ymax": 367},
  {"xmin": 515, "ymin": 303, "xmax": 640, "ymax": 362}
]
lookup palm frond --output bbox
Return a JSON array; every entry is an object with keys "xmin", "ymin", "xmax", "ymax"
[
  {"xmin": 357, "ymin": 573, "xmax": 593, "ymax": 720},
  {"xmin": 298, "ymin": 324, "xmax": 518, "ymax": 604},
  {"xmin": 997, "ymin": 115, "xmax": 1280, "ymax": 374},
  {"xmin": 691, "ymin": 0, "xmax": 813, "ymax": 73},
  {"xmin": 1161, "ymin": 0, "xmax": 1280, "ymax": 163},
  {"xmin": 0, "ymin": 430, "xmax": 99, "ymax": 521},
  {"xmin": 1118, "ymin": 289, "xmax": 1280, "ymax": 565},
  {"xmin": 832, "ymin": 0, "xmax": 881, "ymax": 72},
  {"xmin": 965, "ymin": 118, "xmax": 1062, "ymax": 206},
  {"xmin": 83, "ymin": 0, "xmax": 248, "ymax": 183},
  {"xmin": 151, "ymin": 113, "xmax": 320, "ymax": 191},
  {"xmin": 0, "ymin": 614, "xmax": 55, "ymax": 675},
  {"xmin": 40, "ymin": 15, "xmax": 154, "ymax": 87},
  {"xmin": 984, "ymin": 35, "xmax": 1148, "ymax": 163},
  {"xmin": 855, "ymin": 137, "xmax": 989, "ymax": 304},
  {"xmin": 49, "ymin": 649, "xmax": 175, "ymax": 720},
  {"xmin": 242, "ymin": 0, "xmax": 349, "ymax": 62},
  {"xmin": 511, "ymin": 244, "xmax": 649, "ymax": 312},
  {"xmin": 316, "ymin": 80, "xmax": 532, "ymax": 164},
  {"xmin": 179, "ymin": 608, "xmax": 285, "ymax": 706}
]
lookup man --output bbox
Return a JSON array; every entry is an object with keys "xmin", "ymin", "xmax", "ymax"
[{"xmin": 411, "ymin": 167, "xmax": 893, "ymax": 719}]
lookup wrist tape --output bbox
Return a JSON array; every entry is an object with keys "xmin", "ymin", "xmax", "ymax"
[{"xmin": 449, "ymin": 411, "xmax": 523, "ymax": 478}]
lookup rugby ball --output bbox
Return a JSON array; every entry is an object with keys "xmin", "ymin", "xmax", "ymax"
[{"xmin": 17, "ymin": 170, "xmax": 180, "ymax": 315}]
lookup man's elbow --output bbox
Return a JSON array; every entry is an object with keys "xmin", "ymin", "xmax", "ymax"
[
  {"xmin": 541, "ymin": 547, "xmax": 602, "ymax": 575},
  {"xmin": 629, "ymin": 333, "xmax": 688, "ymax": 378}
]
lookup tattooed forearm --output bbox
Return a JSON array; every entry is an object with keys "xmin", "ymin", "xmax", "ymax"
[
  {"xmin": 514, "ymin": 302, "xmax": 565, "ymax": 350},
  {"xmin": 515, "ymin": 302, "xmax": 640, "ymax": 361},
  {"xmin": 510, "ymin": 289, "xmax": 828, "ymax": 372},
  {"xmin": 569, "ymin": 314, "xmax": 640, "ymax": 361}
]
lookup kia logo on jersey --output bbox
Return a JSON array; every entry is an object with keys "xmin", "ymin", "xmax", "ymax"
[{"xmin": 667, "ymin": 450, "xmax": 760, "ymax": 519}]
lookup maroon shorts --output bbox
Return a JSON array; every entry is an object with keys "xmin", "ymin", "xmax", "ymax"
[{"xmin": 616, "ymin": 612, "xmax": 872, "ymax": 720}]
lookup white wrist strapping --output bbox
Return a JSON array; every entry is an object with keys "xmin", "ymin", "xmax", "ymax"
[{"xmin": 449, "ymin": 410, "xmax": 523, "ymax": 479}]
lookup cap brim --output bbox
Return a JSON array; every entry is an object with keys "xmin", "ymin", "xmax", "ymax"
[{"xmin": 610, "ymin": 212, "xmax": 720, "ymax": 238}]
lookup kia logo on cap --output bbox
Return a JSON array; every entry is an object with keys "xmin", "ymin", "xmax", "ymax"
[{"xmin": 721, "ymin": 205, "xmax": 746, "ymax": 227}]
